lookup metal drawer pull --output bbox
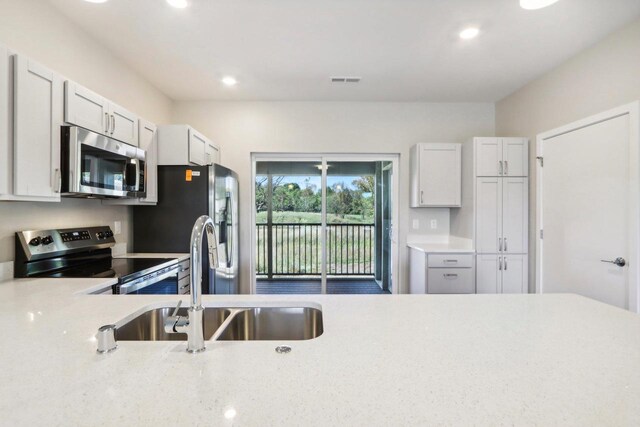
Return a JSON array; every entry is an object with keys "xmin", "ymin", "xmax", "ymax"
[
  {"xmin": 443, "ymin": 260, "xmax": 458, "ymax": 263},
  {"xmin": 443, "ymin": 273, "xmax": 458, "ymax": 278}
]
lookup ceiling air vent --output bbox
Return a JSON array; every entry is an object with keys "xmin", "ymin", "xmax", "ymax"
[{"xmin": 331, "ymin": 76, "xmax": 361, "ymax": 83}]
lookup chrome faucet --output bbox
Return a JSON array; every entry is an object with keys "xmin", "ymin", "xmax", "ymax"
[{"xmin": 164, "ymin": 215, "xmax": 219, "ymax": 353}]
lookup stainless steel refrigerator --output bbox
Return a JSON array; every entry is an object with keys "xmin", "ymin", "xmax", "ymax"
[{"xmin": 133, "ymin": 164, "xmax": 239, "ymax": 294}]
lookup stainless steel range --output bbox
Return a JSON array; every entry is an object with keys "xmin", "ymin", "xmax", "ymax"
[{"xmin": 14, "ymin": 226, "xmax": 186, "ymax": 295}]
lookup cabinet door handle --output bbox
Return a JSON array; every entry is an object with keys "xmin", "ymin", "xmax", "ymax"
[
  {"xmin": 504, "ymin": 160, "xmax": 509, "ymax": 175},
  {"xmin": 54, "ymin": 168, "xmax": 61, "ymax": 193},
  {"xmin": 499, "ymin": 257, "xmax": 502, "ymax": 271},
  {"xmin": 499, "ymin": 160, "xmax": 503, "ymax": 175},
  {"xmin": 111, "ymin": 115, "xmax": 115, "ymax": 134},
  {"xmin": 420, "ymin": 190, "xmax": 424, "ymax": 204},
  {"xmin": 443, "ymin": 260, "xmax": 458, "ymax": 264},
  {"xmin": 499, "ymin": 238, "xmax": 503, "ymax": 252},
  {"xmin": 504, "ymin": 257, "xmax": 508, "ymax": 271},
  {"xmin": 504, "ymin": 238, "xmax": 508, "ymax": 252},
  {"xmin": 104, "ymin": 112, "xmax": 109, "ymax": 133},
  {"xmin": 443, "ymin": 273, "xmax": 458, "ymax": 278}
]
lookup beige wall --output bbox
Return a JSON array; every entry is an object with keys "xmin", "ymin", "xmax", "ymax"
[
  {"xmin": 496, "ymin": 18, "xmax": 640, "ymax": 291},
  {"xmin": 0, "ymin": 0, "xmax": 173, "ymax": 263},
  {"xmin": 172, "ymin": 101, "xmax": 495, "ymax": 293}
]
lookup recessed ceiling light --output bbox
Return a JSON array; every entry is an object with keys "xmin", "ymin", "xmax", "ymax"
[
  {"xmin": 166, "ymin": 0, "xmax": 188, "ymax": 8},
  {"xmin": 222, "ymin": 76, "xmax": 237, "ymax": 87},
  {"xmin": 520, "ymin": 0, "xmax": 560, "ymax": 10},
  {"xmin": 459, "ymin": 27, "xmax": 480, "ymax": 40},
  {"xmin": 83, "ymin": 0, "xmax": 109, "ymax": 3}
]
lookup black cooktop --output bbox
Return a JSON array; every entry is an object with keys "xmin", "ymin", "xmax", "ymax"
[{"xmin": 46, "ymin": 257, "xmax": 175, "ymax": 282}]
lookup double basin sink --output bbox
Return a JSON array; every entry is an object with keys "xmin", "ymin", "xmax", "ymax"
[{"xmin": 116, "ymin": 305, "xmax": 323, "ymax": 342}]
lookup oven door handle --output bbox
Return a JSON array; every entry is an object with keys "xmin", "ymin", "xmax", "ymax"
[{"xmin": 118, "ymin": 264, "xmax": 181, "ymax": 294}]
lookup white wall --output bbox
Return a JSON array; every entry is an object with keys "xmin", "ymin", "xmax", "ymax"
[
  {"xmin": 172, "ymin": 101, "xmax": 495, "ymax": 293},
  {"xmin": 496, "ymin": 17, "xmax": 640, "ymax": 291},
  {"xmin": 0, "ymin": 0, "xmax": 173, "ymax": 263}
]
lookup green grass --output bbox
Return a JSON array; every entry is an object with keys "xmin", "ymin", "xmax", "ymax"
[{"xmin": 256, "ymin": 211, "xmax": 373, "ymax": 224}]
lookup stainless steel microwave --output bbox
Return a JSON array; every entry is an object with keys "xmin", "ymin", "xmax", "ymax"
[{"xmin": 61, "ymin": 126, "xmax": 146, "ymax": 199}]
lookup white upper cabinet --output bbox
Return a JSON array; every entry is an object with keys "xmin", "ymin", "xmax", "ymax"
[
  {"xmin": 13, "ymin": 54, "xmax": 63, "ymax": 200},
  {"xmin": 475, "ymin": 137, "xmax": 528, "ymax": 177},
  {"xmin": 502, "ymin": 138, "xmax": 528, "ymax": 177},
  {"xmin": 502, "ymin": 178, "xmax": 528, "ymax": 254},
  {"xmin": 475, "ymin": 138, "xmax": 502, "ymax": 177},
  {"xmin": 64, "ymin": 80, "xmax": 139, "ymax": 146},
  {"xmin": 188, "ymin": 128, "xmax": 207, "ymax": 166},
  {"xmin": 64, "ymin": 81, "xmax": 108, "ymax": 135},
  {"xmin": 108, "ymin": 102, "xmax": 138, "ymax": 146},
  {"xmin": 205, "ymin": 141, "xmax": 220, "ymax": 165},
  {"xmin": 0, "ymin": 45, "xmax": 11, "ymax": 197},
  {"xmin": 138, "ymin": 119, "xmax": 158, "ymax": 204},
  {"xmin": 157, "ymin": 124, "xmax": 217, "ymax": 166},
  {"xmin": 410, "ymin": 143, "xmax": 461, "ymax": 207},
  {"xmin": 475, "ymin": 177, "xmax": 502, "ymax": 253}
]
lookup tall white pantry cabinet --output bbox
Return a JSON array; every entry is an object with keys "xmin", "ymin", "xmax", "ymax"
[{"xmin": 470, "ymin": 137, "xmax": 529, "ymax": 294}]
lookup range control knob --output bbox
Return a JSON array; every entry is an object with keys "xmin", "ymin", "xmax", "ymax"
[
  {"xmin": 105, "ymin": 230, "xmax": 114, "ymax": 238},
  {"xmin": 29, "ymin": 237, "xmax": 42, "ymax": 246},
  {"xmin": 41, "ymin": 236, "xmax": 54, "ymax": 245},
  {"xmin": 96, "ymin": 232, "xmax": 105, "ymax": 240}
]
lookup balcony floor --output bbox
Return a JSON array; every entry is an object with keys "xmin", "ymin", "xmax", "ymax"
[{"xmin": 256, "ymin": 278, "xmax": 390, "ymax": 294}]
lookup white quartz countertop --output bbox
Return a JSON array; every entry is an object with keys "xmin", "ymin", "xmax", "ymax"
[
  {"xmin": 0, "ymin": 278, "xmax": 638, "ymax": 426},
  {"xmin": 408, "ymin": 242, "xmax": 475, "ymax": 253}
]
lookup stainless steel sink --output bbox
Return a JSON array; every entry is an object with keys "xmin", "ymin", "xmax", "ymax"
[
  {"xmin": 116, "ymin": 307, "xmax": 231, "ymax": 341},
  {"xmin": 217, "ymin": 307, "xmax": 323, "ymax": 341},
  {"xmin": 115, "ymin": 306, "xmax": 323, "ymax": 342}
]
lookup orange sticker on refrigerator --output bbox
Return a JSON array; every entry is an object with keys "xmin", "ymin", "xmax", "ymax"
[{"xmin": 186, "ymin": 170, "xmax": 192, "ymax": 181}]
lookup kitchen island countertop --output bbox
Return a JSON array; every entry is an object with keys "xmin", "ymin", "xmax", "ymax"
[{"xmin": 0, "ymin": 277, "xmax": 638, "ymax": 426}]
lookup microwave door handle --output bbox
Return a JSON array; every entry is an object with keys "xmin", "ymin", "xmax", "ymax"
[{"xmin": 134, "ymin": 159, "xmax": 141, "ymax": 193}]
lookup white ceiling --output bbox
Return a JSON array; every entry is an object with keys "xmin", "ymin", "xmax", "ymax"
[{"xmin": 48, "ymin": 0, "xmax": 640, "ymax": 102}]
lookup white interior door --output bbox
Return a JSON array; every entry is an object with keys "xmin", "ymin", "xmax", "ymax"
[{"xmin": 540, "ymin": 109, "xmax": 638, "ymax": 310}]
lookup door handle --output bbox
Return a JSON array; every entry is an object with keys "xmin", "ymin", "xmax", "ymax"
[
  {"xmin": 54, "ymin": 168, "xmax": 61, "ymax": 193},
  {"xmin": 601, "ymin": 257, "xmax": 626, "ymax": 267},
  {"xmin": 504, "ymin": 238, "xmax": 508, "ymax": 252},
  {"xmin": 443, "ymin": 273, "xmax": 458, "ymax": 278},
  {"xmin": 499, "ymin": 257, "xmax": 502, "ymax": 271},
  {"xmin": 504, "ymin": 257, "xmax": 508, "ymax": 271},
  {"xmin": 499, "ymin": 238, "xmax": 503, "ymax": 252},
  {"xmin": 111, "ymin": 114, "xmax": 115, "ymax": 134},
  {"xmin": 104, "ymin": 112, "xmax": 109, "ymax": 133},
  {"xmin": 420, "ymin": 190, "xmax": 424, "ymax": 204},
  {"xmin": 499, "ymin": 160, "xmax": 503, "ymax": 175},
  {"xmin": 504, "ymin": 160, "xmax": 509, "ymax": 175}
]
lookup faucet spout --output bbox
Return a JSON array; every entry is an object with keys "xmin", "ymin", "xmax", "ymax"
[{"xmin": 164, "ymin": 215, "xmax": 220, "ymax": 353}]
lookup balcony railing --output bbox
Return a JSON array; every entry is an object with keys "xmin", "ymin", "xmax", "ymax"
[{"xmin": 256, "ymin": 223, "xmax": 375, "ymax": 277}]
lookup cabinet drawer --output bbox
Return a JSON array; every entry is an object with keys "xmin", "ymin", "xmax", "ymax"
[
  {"xmin": 427, "ymin": 268, "xmax": 474, "ymax": 294},
  {"xmin": 427, "ymin": 254, "xmax": 473, "ymax": 268},
  {"xmin": 178, "ymin": 259, "xmax": 190, "ymax": 280}
]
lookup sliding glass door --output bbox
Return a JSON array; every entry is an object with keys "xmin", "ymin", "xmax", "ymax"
[{"xmin": 253, "ymin": 155, "xmax": 397, "ymax": 295}]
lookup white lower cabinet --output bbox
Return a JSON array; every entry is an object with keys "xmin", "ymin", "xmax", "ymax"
[
  {"xmin": 427, "ymin": 267, "xmax": 474, "ymax": 294},
  {"xmin": 476, "ymin": 254, "xmax": 527, "ymax": 294},
  {"xmin": 409, "ymin": 249, "xmax": 475, "ymax": 294}
]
